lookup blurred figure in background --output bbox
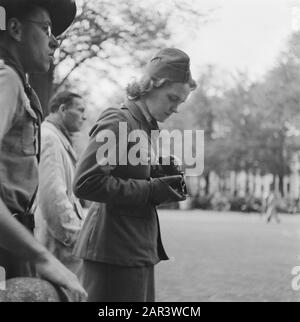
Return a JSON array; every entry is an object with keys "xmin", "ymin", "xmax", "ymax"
[
  {"xmin": 265, "ymin": 189, "xmax": 281, "ymax": 224},
  {"xmin": 35, "ymin": 91, "xmax": 87, "ymax": 275}
]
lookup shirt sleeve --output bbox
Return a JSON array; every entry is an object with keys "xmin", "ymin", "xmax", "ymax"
[
  {"xmin": 73, "ymin": 107, "xmax": 152, "ymax": 206},
  {"xmin": 0, "ymin": 66, "xmax": 20, "ymax": 145}
]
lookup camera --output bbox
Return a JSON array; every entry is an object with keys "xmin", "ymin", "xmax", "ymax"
[{"xmin": 151, "ymin": 155, "xmax": 188, "ymax": 196}]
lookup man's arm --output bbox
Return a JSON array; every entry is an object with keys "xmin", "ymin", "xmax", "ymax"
[
  {"xmin": 0, "ymin": 66, "xmax": 19, "ymax": 140},
  {"xmin": 0, "ymin": 199, "xmax": 86, "ymax": 300}
]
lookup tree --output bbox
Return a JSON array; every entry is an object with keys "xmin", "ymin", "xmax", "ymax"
[
  {"xmin": 159, "ymin": 30, "xmax": 300, "ymax": 197},
  {"xmin": 203, "ymin": 32, "xmax": 300, "ymax": 194},
  {"xmin": 252, "ymin": 57, "xmax": 300, "ymax": 192}
]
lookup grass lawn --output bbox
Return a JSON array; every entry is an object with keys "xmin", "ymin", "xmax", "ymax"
[{"xmin": 156, "ymin": 210, "xmax": 300, "ymax": 302}]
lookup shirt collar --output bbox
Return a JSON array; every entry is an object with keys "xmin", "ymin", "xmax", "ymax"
[
  {"xmin": 0, "ymin": 46, "xmax": 27, "ymax": 87},
  {"xmin": 137, "ymin": 100, "xmax": 154, "ymax": 124},
  {"xmin": 45, "ymin": 114, "xmax": 73, "ymax": 145},
  {"xmin": 0, "ymin": 46, "xmax": 44, "ymax": 121},
  {"xmin": 123, "ymin": 99, "xmax": 159, "ymax": 131}
]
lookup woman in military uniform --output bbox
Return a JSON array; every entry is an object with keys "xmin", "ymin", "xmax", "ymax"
[{"xmin": 73, "ymin": 48, "xmax": 196, "ymax": 302}]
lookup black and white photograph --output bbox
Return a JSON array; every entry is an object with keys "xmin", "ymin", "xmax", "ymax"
[{"xmin": 0, "ymin": 0, "xmax": 300, "ymax": 307}]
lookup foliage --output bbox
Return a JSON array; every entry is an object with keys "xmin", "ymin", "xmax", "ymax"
[
  {"xmin": 53, "ymin": 0, "xmax": 207, "ymax": 92},
  {"xmin": 163, "ymin": 31, "xmax": 300, "ymax": 196}
]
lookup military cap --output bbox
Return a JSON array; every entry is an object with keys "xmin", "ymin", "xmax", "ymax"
[{"xmin": 146, "ymin": 48, "xmax": 196, "ymax": 87}]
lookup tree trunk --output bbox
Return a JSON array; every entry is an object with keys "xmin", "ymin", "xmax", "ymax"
[
  {"xmin": 278, "ymin": 174, "xmax": 284, "ymax": 196},
  {"xmin": 278, "ymin": 132, "xmax": 286, "ymax": 196},
  {"xmin": 205, "ymin": 172, "xmax": 210, "ymax": 195}
]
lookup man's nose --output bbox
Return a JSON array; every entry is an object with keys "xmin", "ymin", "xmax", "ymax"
[{"xmin": 49, "ymin": 34, "xmax": 59, "ymax": 50}]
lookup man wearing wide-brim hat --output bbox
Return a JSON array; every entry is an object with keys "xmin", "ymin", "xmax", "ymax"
[{"xmin": 0, "ymin": 0, "xmax": 86, "ymax": 301}]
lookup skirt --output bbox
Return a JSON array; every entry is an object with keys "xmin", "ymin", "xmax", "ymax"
[{"xmin": 80, "ymin": 260, "xmax": 155, "ymax": 302}]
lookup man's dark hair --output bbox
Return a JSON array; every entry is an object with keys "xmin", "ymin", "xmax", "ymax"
[{"xmin": 48, "ymin": 91, "xmax": 82, "ymax": 113}]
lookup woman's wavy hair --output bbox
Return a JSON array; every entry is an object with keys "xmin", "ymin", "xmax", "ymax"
[{"xmin": 126, "ymin": 74, "xmax": 197, "ymax": 101}]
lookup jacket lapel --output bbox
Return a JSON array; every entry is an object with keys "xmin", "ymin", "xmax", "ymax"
[
  {"xmin": 123, "ymin": 100, "xmax": 159, "ymax": 131},
  {"xmin": 43, "ymin": 122, "xmax": 77, "ymax": 164}
]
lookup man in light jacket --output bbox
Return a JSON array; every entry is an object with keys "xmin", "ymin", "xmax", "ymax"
[{"xmin": 36, "ymin": 90, "xmax": 86, "ymax": 274}]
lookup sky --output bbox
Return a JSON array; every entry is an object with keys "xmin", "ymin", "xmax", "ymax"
[{"xmin": 179, "ymin": 0, "xmax": 296, "ymax": 81}]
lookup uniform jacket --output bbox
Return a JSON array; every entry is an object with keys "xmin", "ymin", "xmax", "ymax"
[
  {"xmin": 35, "ymin": 120, "xmax": 84, "ymax": 270},
  {"xmin": 0, "ymin": 50, "xmax": 42, "ymax": 278},
  {"xmin": 73, "ymin": 100, "xmax": 169, "ymax": 267},
  {"xmin": 0, "ymin": 59, "xmax": 40, "ymax": 215}
]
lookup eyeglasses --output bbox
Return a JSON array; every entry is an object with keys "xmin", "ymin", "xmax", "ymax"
[{"xmin": 22, "ymin": 20, "xmax": 52, "ymax": 37}]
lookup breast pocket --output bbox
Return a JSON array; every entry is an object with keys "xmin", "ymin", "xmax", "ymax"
[{"xmin": 22, "ymin": 104, "xmax": 39, "ymax": 156}]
